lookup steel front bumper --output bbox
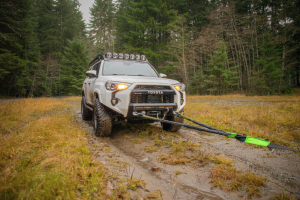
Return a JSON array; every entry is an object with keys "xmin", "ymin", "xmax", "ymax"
[{"xmin": 100, "ymin": 83, "xmax": 186, "ymax": 117}]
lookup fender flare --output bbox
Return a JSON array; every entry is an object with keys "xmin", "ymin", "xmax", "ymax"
[
  {"xmin": 82, "ymin": 87, "xmax": 86, "ymax": 97},
  {"xmin": 93, "ymin": 88, "xmax": 102, "ymax": 103}
]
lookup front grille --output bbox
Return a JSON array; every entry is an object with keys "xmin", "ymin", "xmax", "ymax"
[
  {"xmin": 130, "ymin": 85, "xmax": 175, "ymax": 104},
  {"xmin": 134, "ymin": 85, "xmax": 172, "ymax": 90},
  {"xmin": 130, "ymin": 94, "xmax": 174, "ymax": 103}
]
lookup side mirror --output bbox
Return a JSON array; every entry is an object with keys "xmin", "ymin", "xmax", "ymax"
[
  {"xmin": 160, "ymin": 73, "xmax": 167, "ymax": 78},
  {"xmin": 86, "ymin": 70, "xmax": 97, "ymax": 78}
]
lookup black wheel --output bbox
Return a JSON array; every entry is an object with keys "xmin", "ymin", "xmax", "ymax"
[
  {"xmin": 161, "ymin": 114, "xmax": 184, "ymax": 132},
  {"xmin": 81, "ymin": 96, "xmax": 92, "ymax": 121},
  {"xmin": 93, "ymin": 98, "xmax": 113, "ymax": 137}
]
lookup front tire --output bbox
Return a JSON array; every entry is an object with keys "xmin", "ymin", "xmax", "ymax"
[
  {"xmin": 161, "ymin": 114, "xmax": 184, "ymax": 132},
  {"xmin": 94, "ymin": 98, "xmax": 113, "ymax": 137},
  {"xmin": 81, "ymin": 96, "xmax": 92, "ymax": 121}
]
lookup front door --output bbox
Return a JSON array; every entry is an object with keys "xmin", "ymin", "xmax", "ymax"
[{"xmin": 86, "ymin": 61, "xmax": 101, "ymax": 105}]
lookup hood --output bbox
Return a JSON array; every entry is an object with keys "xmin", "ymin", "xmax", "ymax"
[{"xmin": 106, "ymin": 76, "xmax": 180, "ymax": 85}]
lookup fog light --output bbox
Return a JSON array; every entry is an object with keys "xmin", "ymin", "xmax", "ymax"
[
  {"xmin": 111, "ymin": 98, "xmax": 118, "ymax": 105},
  {"xmin": 181, "ymin": 99, "xmax": 184, "ymax": 105}
]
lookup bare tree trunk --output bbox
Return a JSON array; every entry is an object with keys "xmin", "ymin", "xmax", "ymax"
[
  {"xmin": 253, "ymin": 0, "xmax": 259, "ymax": 60},
  {"xmin": 181, "ymin": 23, "xmax": 188, "ymax": 85},
  {"xmin": 45, "ymin": 56, "xmax": 49, "ymax": 93},
  {"xmin": 200, "ymin": 50, "xmax": 203, "ymax": 75},
  {"xmin": 29, "ymin": 66, "xmax": 38, "ymax": 97}
]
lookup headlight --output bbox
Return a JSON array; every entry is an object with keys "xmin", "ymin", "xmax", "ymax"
[
  {"xmin": 105, "ymin": 81, "xmax": 131, "ymax": 91},
  {"xmin": 173, "ymin": 83, "xmax": 185, "ymax": 91}
]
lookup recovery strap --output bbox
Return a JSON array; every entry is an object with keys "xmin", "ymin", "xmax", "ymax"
[{"xmin": 133, "ymin": 112, "xmax": 298, "ymax": 152}]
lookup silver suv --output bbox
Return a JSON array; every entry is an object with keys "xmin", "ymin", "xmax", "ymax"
[{"xmin": 81, "ymin": 52, "xmax": 186, "ymax": 136}]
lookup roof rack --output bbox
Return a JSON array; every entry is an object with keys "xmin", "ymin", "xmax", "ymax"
[{"xmin": 89, "ymin": 54, "xmax": 103, "ymax": 67}]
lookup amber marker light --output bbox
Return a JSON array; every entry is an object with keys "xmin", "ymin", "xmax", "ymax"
[
  {"xmin": 174, "ymin": 86, "xmax": 181, "ymax": 91},
  {"xmin": 117, "ymin": 84, "xmax": 128, "ymax": 90}
]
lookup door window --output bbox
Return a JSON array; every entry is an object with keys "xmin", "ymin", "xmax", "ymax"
[{"xmin": 93, "ymin": 62, "xmax": 101, "ymax": 75}]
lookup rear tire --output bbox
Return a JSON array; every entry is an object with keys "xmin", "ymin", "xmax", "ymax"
[
  {"xmin": 81, "ymin": 96, "xmax": 92, "ymax": 121},
  {"xmin": 161, "ymin": 114, "xmax": 183, "ymax": 132},
  {"xmin": 94, "ymin": 98, "xmax": 113, "ymax": 137}
]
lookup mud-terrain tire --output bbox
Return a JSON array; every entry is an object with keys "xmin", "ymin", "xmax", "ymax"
[
  {"xmin": 161, "ymin": 114, "xmax": 184, "ymax": 132},
  {"xmin": 81, "ymin": 96, "xmax": 92, "ymax": 121},
  {"xmin": 93, "ymin": 98, "xmax": 113, "ymax": 137}
]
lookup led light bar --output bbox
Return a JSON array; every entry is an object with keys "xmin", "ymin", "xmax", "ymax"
[
  {"xmin": 104, "ymin": 53, "xmax": 146, "ymax": 60},
  {"xmin": 106, "ymin": 52, "xmax": 112, "ymax": 58}
]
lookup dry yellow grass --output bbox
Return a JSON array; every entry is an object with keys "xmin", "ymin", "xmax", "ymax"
[
  {"xmin": 187, "ymin": 93, "xmax": 300, "ymax": 102},
  {"xmin": 144, "ymin": 146, "xmax": 159, "ymax": 152},
  {"xmin": 60, "ymin": 96, "xmax": 82, "ymax": 101},
  {"xmin": 210, "ymin": 156, "xmax": 267, "ymax": 198},
  {"xmin": 269, "ymin": 193, "xmax": 295, "ymax": 200},
  {"xmin": 158, "ymin": 153, "xmax": 189, "ymax": 165},
  {"xmin": 185, "ymin": 95, "xmax": 300, "ymax": 149},
  {"xmin": 0, "ymin": 98, "xmax": 109, "ymax": 199}
]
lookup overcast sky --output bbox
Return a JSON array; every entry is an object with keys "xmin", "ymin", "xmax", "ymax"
[{"xmin": 78, "ymin": 0, "xmax": 94, "ymax": 25}]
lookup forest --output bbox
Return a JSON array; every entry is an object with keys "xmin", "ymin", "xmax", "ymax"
[{"xmin": 1, "ymin": 0, "xmax": 300, "ymax": 97}]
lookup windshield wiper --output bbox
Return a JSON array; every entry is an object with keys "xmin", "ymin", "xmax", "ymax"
[
  {"xmin": 111, "ymin": 74, "xmax": 126, "ymax": 76},
  {"xmin": 127, "ymin": 74, "xmax": 145, "ymax": 76}
]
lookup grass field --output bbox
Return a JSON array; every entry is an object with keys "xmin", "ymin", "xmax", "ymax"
[
  {"xmin": 0, "ymin": 94, "xmax": 299, "ymax": 199},
  {"xmin": 0, "ymin": 98, "xmax": 110, "ymax": 199},
  {"xmin": 185, "ymin": 94, "xmax": 300, "ymax": 149}
]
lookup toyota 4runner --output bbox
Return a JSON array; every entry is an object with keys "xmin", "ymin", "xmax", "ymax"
[{"xmin": 81, "ymin": 52, "xmax": 186, "ymax": 137}]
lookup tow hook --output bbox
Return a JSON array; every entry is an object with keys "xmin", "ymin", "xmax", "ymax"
[
  {"xmin": 132, "ymin": 111, "xmax": 144, "ymax": 117},
  {"xmin": 173, "ymin": 111, "xmax": 180, "ymax": 116},
  {"xmin": 162, "ymin": 108, "xmax": 169, "ymax": 120}
]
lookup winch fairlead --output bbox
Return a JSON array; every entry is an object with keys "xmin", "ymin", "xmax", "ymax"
[{"xmin": 133, "ymin": 111, "xmax": 298, "ymax": 152}]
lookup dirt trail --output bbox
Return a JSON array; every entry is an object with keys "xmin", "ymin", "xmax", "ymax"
[{"xmin": 68, "ymin": 99, "xmax": 300, "ymax": 200}]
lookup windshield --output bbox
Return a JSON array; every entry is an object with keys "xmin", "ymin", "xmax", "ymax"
[{"xmin": 102, "ymin": 61, "xmax": 158, "ymax": 77}]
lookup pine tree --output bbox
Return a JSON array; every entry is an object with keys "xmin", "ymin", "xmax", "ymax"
[
  {"xmin": 253, "ymin": 35, "xmax": 283, "ymax": 95},
  {"xmin": 0, "ymin": 0, "xmax": 40, "ymax": 97},
  {"xmin": 115, "ymin": 0, "xmax": 176, "ymax": 66},
  {"xmin": 164, "ymin": 15, "xmax": 193, "ymax": 86},
  {"xmin": 205, "ymin": 42, "xmax": 239, "ymax": 95},
  {"xmin": 36, "ymin": 0, "xmax": 86, "ymax": 96},
  {"xmin": 89, "ymin": 0, "xmax": 116, "ymax": 55},
  {"xmin": 60, "ymin": 38, "xmax": 89, "ymax": 96}
]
